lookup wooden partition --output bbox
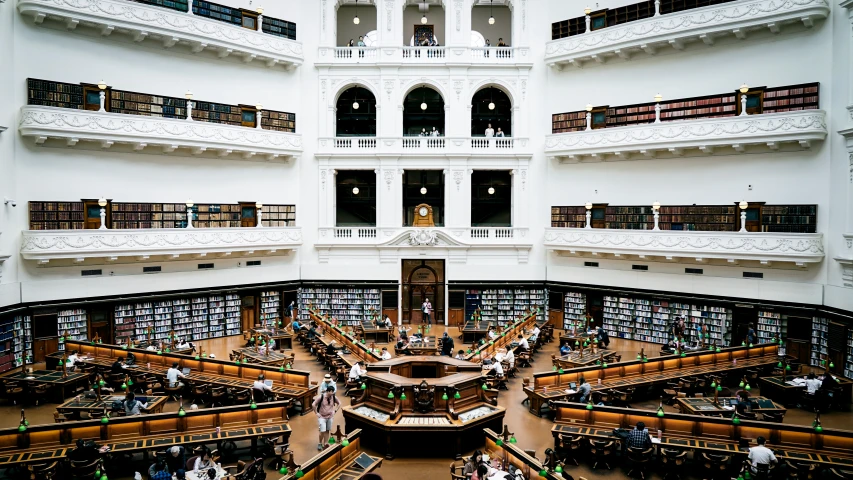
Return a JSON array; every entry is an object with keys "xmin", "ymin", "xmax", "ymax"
[
  {"xmin": 524, "ymin": 343, "xmax": 780, "ymax": 416},
  {"xmin": 550, "ymin": 401, "xmax": 853, "ymax": 467},
  {"xmin": 307, "ymin": 310, "xmax": 382, "ymax": 363},
  {"xmin": 278, "ymin": 430, "xmax": 381, "ymax": 480},
  {"xmin": 483, "ymin": 428, "xmax": 560, "ymax": 480},
  {"xmin": 464, "ymin": 312, "xmax": 538, "ymax": 362},
  {"xmin": 0, "ymin": 401, "xmax": 292, "ymax": 467}
]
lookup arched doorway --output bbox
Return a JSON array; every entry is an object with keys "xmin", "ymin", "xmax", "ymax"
[
  {"xmin": 336, "ymin": 86, "xmax": 377, "ymax": 136},
  {"xmin": 471, "ymin": 86, "xmax": 512, "ymax": 136},
  {"xmin": 403, "ymin": 86, "xmax": 445, "ymax": 136},
  {"xmin": 402, "ymin": 260, "xmax": 445, "ymax": 325}
]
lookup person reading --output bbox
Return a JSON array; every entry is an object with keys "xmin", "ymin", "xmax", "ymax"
[
  {"xmin": 748, "ymin": 436, "xmax": 777, "ymax": 474},
  {"xmin": 626, "ymin": 422, "xmax": 652, "ymax": 450}
]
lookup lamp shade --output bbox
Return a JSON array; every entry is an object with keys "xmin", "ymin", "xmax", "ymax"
[
  {"xmin": 421, "ymin": 102, "xmax": 428, "ymax": 111},
  {"xmin": 739, "ymin": 200, "xmax": 748, "ymax": 210},
  {"xmin": 353, "ymin": 15, "xmax": 360, "ymax": 24},
  {"xmin": 256, "ymin": 6, "xmax": 263, "ymax": 14},
  {"xmin": 584, "ymin": 6, "xmax": 591, "ymax": 14},
  {"xmin": 352, "ymin": 187, "xmax": 360, "ymax": 195},
  {"xmin": 255, "ymin": 202, "xmax": 263, "ymax": 209},
  {"xmin": 488, "ymin": 187, "xmax": 495, "ymax": 195},
  {"xmin": 585, "ymin": 202, "xmax": 593, "ymax": 210},
  {"xmin": 585, "ymin": 104, "xmax": 593, "ymax": 112},
  {"xmin": 185, "ymin": 90, "xmax": 193, "ymax": 100},
  {"xmin": 421, "ymin": 14, "xmax": 428, "ymax": 24},
  {"xmin": 186, "ymin": 199, "xmax": 194, "ymax": 208},
  {"xmin": 652, "ymin": 201, "xmax": 660, "ymax": 210},
  {"xmin": 255, "ymin": 104, "xmax": 263, "ymax": 111},
  {"xmin": 654, "ymin": 93, "xmax": 662, "ymax": 103},
  {"xmin": 98, "ymin": 197, "xmax": 107, "ymax": 207},
  {"xmin": 739, "ymin": 83, "xmax": 749, "ymax": 93},
  {"xmin": 420, "ymin": 187, "xmax": 427, "ymax": 195},
  {"xmin": 352, "ymin": 101, "xmax": 359, "ymax": 110},
  {"xmin": 97, "ymin": 80, "xmax": 107, "ymax": 90},
  {"xmin": 489, "ymin": 16, "xmax": 495, "ymax": 24},
  {"xmin": 488, "ymin": 102, "xmax": 495, "ymax": 110}
]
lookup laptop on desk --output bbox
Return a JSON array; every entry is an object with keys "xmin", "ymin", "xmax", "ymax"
[
  {"xmin": 182, "ymin": 368, "xmax": 191, "ymax": 376},
  {"xmin": 264, "ymin": 380, "xmax": 273, "ymax": 388}
]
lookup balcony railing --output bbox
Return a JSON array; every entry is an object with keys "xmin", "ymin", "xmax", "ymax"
[
  {"xmin": 18, "ymin": 0, "xmax": 303, "ymax": 68},
  {"xmin": 315, "ymin": 46, "xmax": 532, "ymax": 67},
  {"xmin": 545, "ymin": 0, "xmax": 829, "ymax": 68},
  {"xmin": 543, "ymin": 227, "xmax": 824, "ymax": 266},
  {"xmin": 20, "ymin": 226, "xmax": 303, "ymax": 264},
  {"xmin": 318, "ymin": 136, "xmax": 530, "ymax": 157}
]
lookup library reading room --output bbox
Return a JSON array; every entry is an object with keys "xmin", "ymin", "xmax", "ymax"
[{"xmin": 1, "ymin": 0, "xmax": 852, "ymax": 479}]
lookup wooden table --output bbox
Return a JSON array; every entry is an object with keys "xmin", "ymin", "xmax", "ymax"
[
  {"xmin": 250, "ymin": 328, "xmax": 293, "ymax": 350},
  {"xmin": 676, "ymin": 396, "xmax": 786, "ymax": 416},
  {"xmin": 553, "ymin": 349, "xmax": 617, "ymax": 368},
  {"xmin": 57, "ymin": 394, "xmax": 169, "ymax": 415},
  {"xmin": 558, "ymin": 331, "xmax": 596, "ymax": 346},
  {"xmin": 758, "ymin": 375, "xmax": 853, "ymax": 411},
  {"xmin": 460, "ymin": 320, "xmax": 499, "ymax": 344},
  {"xmin": 236, "ymin": 348, "xmax": 291, "ymax": 366},
  {"xmin": 406, "ymin": 336, "xmax": 438, "ymax": 355},
  {"xmin": 359, "ymin": 325, "xmax": 392, "ymax": 343},
  {"xmin": 0, "ymin": 369, "xmax": 90, "ymax": 403},
  {"xmin": 277, "ymin": 429, "xmax": 381, "ymax": 480}
]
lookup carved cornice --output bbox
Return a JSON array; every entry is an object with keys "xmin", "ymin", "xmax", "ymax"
[
  {"xmin": 545, "ymin": 0, "xmax": 830, "ymax": 68},
  {"xmin": 543, "ymin": 228, "xmax": 824, "ymax": 266},
  {"xmin": 21, "ymin": 227, "xmax": 303, "ymax": 263},
  {"xmin": 18, "ymin": 0, "xmax": 303, "ymax": 68},
  {"xmin": 19, "ymin": 106, "xmax": 302, "ymax": 161},
  {"xmin": 546, "ymin": 111, "xmax": 827, "ymax": 162}
]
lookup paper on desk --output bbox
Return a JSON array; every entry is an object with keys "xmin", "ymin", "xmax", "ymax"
[
  {"xmin": 651, "ymin": 437, "xmax": 661, "ymax": 444},
  {"xmin": 722, "ymin": 406, "xmax": 734, "ymax": 410},
  {"xmin": 565, "ymin": 389, "xmax": 577, "ymax": 394}
]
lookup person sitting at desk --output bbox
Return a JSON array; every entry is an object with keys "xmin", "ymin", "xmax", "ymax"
[
  {"xmin": 149, "ymin": 459, "xmax": 171, "ymax": 480},
  {"xmin": 804, "ymin": 372, "xmax": 822, "ymax": 394},
  {"xmin": 626, "ymin": 422, "xmax": 652, "ymax": 450},
  {"xmin": 66, "ymin": 350, "xmax": 80, "ymax": 371},
  {"xmin": 396, "ymin": 337, "xmax": 413, "ymax": 355},
  {"xmin": 559, "ymin": 342, "xmax": 572, "ymax": 356},
  {"xmin": 577, "ymin": 378, "xmax": 591, "ymax": 403},
  {"xmin": 69, "ymin": 439, "xmax": 101, "ymax": 463},
  {"xmin": 597, "ymin": 326, "xmax": 610, "ymax": 348},
  {"xmin": 531, "ymin": 325, "xmax": 541, "ymax": 343},
  {"xmin": 110, "ymin": 357, "xmax": 126, "ymax": 374},
  {"xmin": 383, "ymin": 315, "xmax": 393, "ymax": 328},
  {"xmin": 125, "ymin": 351, "xmax": 136, "ymax": 366},
  {"xmin": 123, "ymin": 391, "xmax": 148, "ymax": 416},
  {"xmin": 463, "ymin": 450, "xmax": 484, "ymax": 477},
  {"xmin": 455, "ymin": 349, "xmax": 466, "ymax": 360},
  {"xmin": 380, "ymin": 347, "xmax": 392, "ymax": 360},
  {"xmin": 319, "ymin": 373, "xmax": 337, "ymax": 394},
  {"xmin": 487, "ymin": 326, "xmax": 498, "ymax": 341},
  {"xmin": 516, "ymin": 334, "xmax": 530, "ymax": 352},
  {"xmin": 326, "ymin": 340, "xmax": 340, "ymax": 356},
  {"xmin": 748, "ymin": 436, "xmax": 777, "ymax": 474},
  {"xmin": 166, "ymin": 446, "xmax": 186, "ymax": 477},
  {"xmin": 291, "ymin": 318, "xmax": 302, "ymax": 332},
  {"xmin": 484, "ymin": 359, "xmax": 504, "ymax": 377},
  {"xmin": 734, "ymin": 390, "xmax": 751, "ymax": 414},
  {"xmin": 145, "ymin": 342, "xmax": 158, "ymax": 351},
  {"xmin": 349, "ymin": 361, "xmax": 367, "ymax": 382},
  {"xmin": 194, "ymin": 447, "xmax": 216, "ymax": 473},
  {"xmin": 441, "ymin": 332, "xmax": 454, "ymax": 356},
  {"xmin": 504, "ymin": 347, "xmax": 515, "ymax": 369},
  {"xmin": 175, "ymin": 338, "xmax": 190, "ymax": 350},
  {"xmin": 166, "ymin": 362, "xmax": 185, "ymax": 388},
  {"xmin": 253, "ymin": 374, "xmax": 273, "ymax": 402}
]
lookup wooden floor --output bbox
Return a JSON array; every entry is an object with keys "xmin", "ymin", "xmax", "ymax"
[{"xmin": 3, "ymin": 327, "xmax": 851, "ymax": 480}]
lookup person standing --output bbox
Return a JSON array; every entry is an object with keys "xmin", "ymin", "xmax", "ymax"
[
  {"xmin": 440, "ymin": 332, "xmax": 454, "ymax": 356},
  {"xmin": 422, "ymin": 299, "xmax": 432, "ymax": 325},
  {"xmin": 312, "ymin": 386, "xmax": 341, "ymax": 450},
  {"xmin": 495, "ymin": 127, "xmax": 505, "ymax": 137},
  {"xmin": 484, "ymin": 123, "xmax": 495, "ymax": 137}
]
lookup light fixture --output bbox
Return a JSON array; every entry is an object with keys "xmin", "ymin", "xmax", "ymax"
[
  {"xmin": 420, "ymin": 186, "xmax": 427, "ymax": 195},
  {"xmin": 255, "ymin": 202, "xmax": 263, "ymax": 209},
  {"xmin": 585, "ymin": 202, "xmax": 592, "ymax": 210},
  {"xmin": 739, "ymin": 200, "xmax": 748, "ymax": 210},
  {"xmin": 488, "ymin": 101, "xmax": 495, "ymax": 110},
  {"xmin": 421, "ymin": 1, "xmax": 428, "ymax": 24},
  {"xmin": 420, "ymin": 85, "xmax": 427, "ymax": 111},
  {"xmin": 584, "ymin": 6, "xmax": 591, "ymax": 15},
  {"xmin": 739, "ymin": 83, "xmax": 749, "ymax": 93},
  {"xmin": 654, "ymin": 93, "xmax": 662, "ymax": 103},
  {"xmin": 652, "ymin": 201, "xmax": 660, "ymax": 211},
  {"xmin": 97, "ymin": 80, "xmax": 107, "ymax": 90},
  {"xmin": 98, "ymin": 197, "xmax": 107, "ymax": 208},
  {"xmin": 585, "ymin": 104, "xmax": 593, "ymax": 112},
  {"xmin": 353, "ymin": 0, "xmax": 360, "ymax": 24},
  {"xmin": 488, "ymin": 187, "xmax": 495, "ymax": 195},
  {"xmin": 185, "ymin": 91, "xmax": 193, "ymax": 100},
  {"xmin": 256, "ymin": 6, "xmax": 263, "ymax": 14},
  {"xmin": 352, "ymin": 100, "xmax": 359, "ymax": 110},
  {"xmin": 352, "ymin": 187, "xmax": 359, "ymax": 195},
  {"xmin": 489, "ymin": 0, "xmax": 495, "ymax": 25},
  {"xmin": 488, "ymin": 87, "xmax": 495, "ymax": 110},
  {"xmin": 186, "ymin": 199, "xmax": 194, "ymax": 208},
  {"xmin": 255, "ymin": 103, "xmax": 263, "ymax": 111}
]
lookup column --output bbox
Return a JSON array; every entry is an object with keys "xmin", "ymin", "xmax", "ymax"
[
  {"xmin": 376, "ymin": 165, "xmax": 403, "ymax": 229},
  {"xmin": 510, "ymin": 0, "xmax": 529, "ymax": 47},
  {"xmin": 376, "ymin": 0, "xmax": 403, "ymax": 48},
  {"xmin": 510, "ymin": 166, "xmax": 529, "ymax": 228},
  {"xmin": 443, "ymin": 165, "xmax": 470, "ymax": 228},
  {"xmin": 445, "ymin": 0, "xmax": 472, "ymax": 48},
  {"xmin": 318, "ymin": 167, "xmax": 338, "ymax": 227},
  {"xmin": 319, "ymin": 0, "xmax": 338, "ymax": 48}
]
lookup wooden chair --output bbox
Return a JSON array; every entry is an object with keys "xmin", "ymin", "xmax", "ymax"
[
  {"xmin": 28, "ymin": 461, "xmax": 59, "ymax": 480},
  {"xmin": 209, "ymin": 386, "xmax": 227, "ymax": 407},
  {"xmin": 53, "ymin": 411, "xmax": 67, "ymax": 423},
  {"xmin": 659, "ymin": 448, "xmax": 687, "ymax": 480},
  {"xmin": 611, "ymin": 388, "xmax": 634, "ymax": 408},
  {"xmin": 588, "ymin": 439, "xmax": 615, "ymax": 470},
  {"xmin": 164, "ymin": 383, "xmax": 183, "ymax": 402},
  {"xmin": 449, "ymin": 461, "xmax": 467, "ymax": 480},
  {"xmin": 699, "ymin": 452, "xmax": 730, "ymax": 480},
  {"xmin": 761, "ymin": 411, "xmax": 784, "ymax": 423},
  {"xmin": 69, "ymin": 459, "xmax": 101, "ymax": 480},
  {"xmin": 825, "ymin": 468, "xmax": 853, "ymax": 479},
  {"xmin": 785, "ymin": 460, "xmax": 819, "ymax": 479},
  {"xmin": 559, "ymin": 434, "xmax": 583, "ymax": 466},
  {"xmin": 266, "ymin": 438, "xmax": 292, "ymax": 471},
  {"xmin": 189, "ymin": 382, "xmax": 209, "ymax": 406},
  {"xmin": 625, "ymin": 446, "xmax": 654, "ymax": 479}
]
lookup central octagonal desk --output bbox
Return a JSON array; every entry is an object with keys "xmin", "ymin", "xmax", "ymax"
[{"xmin": 342, "ymin": 356, "xmax": 505, "ymax": 460}]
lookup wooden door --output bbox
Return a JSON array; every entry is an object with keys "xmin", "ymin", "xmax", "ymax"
[
  {"xmin": 82, "ymin": 199, "xmax": 110, "ymax": 229},
  {"xmin": 241, "ymin": 295, "xmax": 256, "ymax": 332},
  {"xmin": 82, "ymin": 84, "xmax": 109, "ymax": 112},
  {"xmin": 448, "ymin": 309, "xmax": 464, "ymax": 327},
  {"xmin": 239, "ymin": 202, "xmax": 257, "ymax": 227},
  {"xmin": 549, "ymin": 309, "xmax": 564, "ymax": 329},
  {"xmin": 33, "ymin": 338, "xmax": 58, "ymax": 363},
  {"xmin": 89, "ymin": 308, "xmax": 111, "ymax": 342},
  {"xmin": 786, "ymin": 339, "xmax": 809, "ymax": 366}
]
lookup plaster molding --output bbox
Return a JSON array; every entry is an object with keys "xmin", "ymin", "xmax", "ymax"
[
  {"xmin": 546, "ymin": 110, "xmax": 827, "ymax": 163},
  {"xmin": 545, "ymin": 0, "xmax": 830, "ymax": 68},
  {"xmin": 20, "ymin": 227, "xmax": 303, "ymax": 263},
  {"xmin": 17, "ymin": 0, "xmax": 303, "ymax": 68},
  {"xmin": 19, "ymin": 106, "xmax": 302, "ymax": 162},
  {"xmin": 544, "ymin": 228, "xmax": 824, "ymax": 266},
  {"xmin": 837, "ymin": 234, "xmax": 853, "ymax": 287}
]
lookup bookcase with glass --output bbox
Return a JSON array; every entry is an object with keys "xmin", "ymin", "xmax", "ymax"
[
  {"xmin": 845, "ymin": 330, "xmax": 853, "ymax": 379},
  {"xmin": 57, "ymin": 309, "xmax": 88, "ymax": 351},
  {"xmin": 260, "ymin": 291, "xmax": 281, "ymax": 327},
  {"xmin": 601, "ymin": 294, "xmax": 729, "ymax": 345},
  {"xmin": 810, "ymin": 317, "xmax": 829, "ymax": 367},
  {"xmin": 756, "ymin": 311, "xmax": 784, "ymax": 344},
  {"xmin": 225, "ymin": 294, "xmax": 242, "ymax": 336},
  {"xmin": 297, "ymin": 287, "xmax": 381, "ymax": 326},
  {"xmin": 563, "ymin": 292, "xmax": 587, "ymax": 330}
]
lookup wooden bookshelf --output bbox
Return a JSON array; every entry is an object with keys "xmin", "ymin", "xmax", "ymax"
[
  {"xmin": 27, "ymin": 78, "xmax": 296, "ymax": 132},
  {"xmin": 28, "ymin": 201, "xmax": 85, "ymax": 230},
  {"xmin": 660, "ymin": 0, "xmax": 738, "ymax": 15},
  {"xmin": 811, "ymin": 317, "xmax": 829, "ymax": 367},
  {"xmin": 57, "ymin": 309, "xmax": 88, "ymax": 351},
  {"xmin": 605, "ymin": 1, "xmax": 655, "ymax": 27},
  {"xmin": 563, "ymin": 292, "xmax": 586, "ymax": 330},
  {"xmin": 551, "ymin": 82, "xmax": 819, "ymax": 134},
  {"xmin": 297, "ymin": 287, "xmax": 381, "ymax": 327},
  {"xmin": 756, "ymin": 311, "xmax": 784, "ymax": 344},
  {"xmin": 193, "ymin": 0, "xmax": 242, "ymax": 26},
  {"xmin": 131, "ymin": 0, "xmax": 189, "ymax": 12},
  {"xmin": 263, "ymin": 205, "xmax": 297, "ymax": 227},
  {"xmin": 551, "ymin": 17, "xmax": 586, "ymax": 40},
  {"xmin": 551, "ymin": 203, "xmax": 816, "ymax": 233},
  {"xmin": 262, "ymin": 16, "xmax": 297, "ymax": 41}
]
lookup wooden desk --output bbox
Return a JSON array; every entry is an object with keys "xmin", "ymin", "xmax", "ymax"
[
  {"xmin": 0, "ymin": 370, "xmax": 90, "ymax": 403},
  {"xmin": 57, "ymin": 394, "xmax": 169, "ymax": 415},
  {"xmin": 463, "ymin": 312, "xmax": 537, "ymax": 362},
  {"xmin": 358, "ymin": 321, "xmax": 393, "ymax": 344},
  {"xmin": 406, "ymin": 336, "xmax": 438, "ymax": 356},
  {"xmin": 0, "ymin": 401, "xmax": 291, "ymax": 467},
  {"xmin": 550, "ymin": 401, "xmax": 853, "ymax": 468},
  {"xmin": 524, "ymin": 344, "xmax": 780, "ymax": 417},
  {"xmin": 278, "ymin": 430, "xmax": 381, "ymax": 480},
  {"xmin": 236, "ymin": 348, "xmax": 291, "ymax": 366},
  {"xmin": 676, "ymin": 396, "xmax": 786, "ymax": 416},
  {"xmin": 460, "ymin": 320, "xmax": 499, "ymax": 344},
  {"xmin": 558, "ymin": 331, "xmax": 596, "ymax": 346},
  {"xmin": 758, "ymin": 375, "xmax": 853, "ymax": 411},
  {"xmin": 553, "ymin": 349, "xmax": 617, "ymax": 368},
  {"xmin": 483, "ymin": 428, "xmax": 561, "ymax": 480},
  {"xmin": 250, "ymin": 328, "xmax": 294, "ymax": 350},
  {"xmin": 307, "ymin": 311, "xmax": 383, "ymax": 363}
]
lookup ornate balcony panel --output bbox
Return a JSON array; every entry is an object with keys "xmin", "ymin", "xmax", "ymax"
[
  {"xmin": 19, "ymin": 106, "xmax": 302, "ymax": 162},
  {"xmin": 836, "ymin": 233, "xmax": 853, "ymax": 287},
  {"xmin": 545, "ymin": 110, "xmax": 827, "ymax": 163},
  {"xmin": 20, "ymin": 227, "xmax": 303, "ymax": 264},
  {"xmin": 317, "ymin": 137, "xmax": 531, "ymax": 159},
  {"xmin": 315, "ymin": 227, "xmax": 532, "ymax": 264},
  {"xmin": 545, "ymin": 0, "xmax": 830, "ymax": 69},
  {"xmin": 17, "ymin": 0, "xmax": 303, "ymax": 69},
  {"xmin": 315, "ymin": 46, "xmax": 532, "ymax": 67},
  {"xmin": 544, "ymin": 228, "xmax": 824, "ymax": 266}
]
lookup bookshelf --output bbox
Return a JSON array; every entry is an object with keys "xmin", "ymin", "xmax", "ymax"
[
  {"xmin": 193, "ymin": 0, "xmax": 242, "ymax": 26},
  {"xmin": 563, "ymin": 292, "xmax": 586, "ymax": 330},
  {"xmin": 262, "ymin": 111, "xmax": 297, "ymax": 133},
  {"xmin": 57, "ymin": 309, "xmax": 88, "ymax": 351},
  {"xmin": 208, "ymin": 295, "xmax": 226, "ymax": 338},
  {"xmin": 152, "ymin": 301, "xmax": 172, "ymax": 341},
  {"xmin": 550, "ymin": 17, "xmax": 586, "ymax": 40},
  {"xmin": 297, "ymin": 287, "xmax": 381, "ymax": 327},
  {"xmin": 551, "ymin": 112, "xmax": 587, "ymax": 134},
  {"xmin": 605, "ymin": 1, "xmax": 655, "ymax": 27},
  {"xmin": 28, "ymin": 201, "xmax": 85, "ymax": 230},
  {"xmin": 0, "ymin": 316, "xmax": 16, "ymax": 374},
  {"xmin": 110, "ymin": 90, "xmax": 187, "ymax": 120},
  {"xmin": 132, "ymin": 303, "xmax": 155, "ymax": 341},
  {"xmin": 13, "ymin": 316, "xmax": 33, "ymax": 370},
  {"xmin": 756, "ymin": 311, "xmax": 784, "ymax": 344},
  {"xmin": 171, "ymin": 299, "xmax": 191, "ymax": 340},
  {"xmin": 27, "ymin": 79, "xmax": 83, "ymax": 109},
  {"xmin": 190, "ymin": 297, "xmax": 210, "ymax": 340},
  {"xmin": 550, "ymin": 206, "xmax": 586, "ymax": 228},
  {"xmin": 845, "ymin": 330, "xmax": 853, "ymax": 379},
  {"xmin": 661, "ymin": 0, "xmax": 738, "ymax": 15},
  {"xmin": 513, "ymin": 288, "xmax": 547, "ymax": 323},
  {"xmin": 810, "ymin": 317, "xmax": 829, "ymax": 367},
  {"xmin": 687, "ymin": 305, "xmax": 731, "ymax": 344},
  {"xmin": 225, "ymin": 294, "xmax": 242, "ymax": 336},
  {"xmin": 465, "ymin": 291, "xmax": 482, "ymax": 321},
  {"xmin": 602, "ymin": 296, "xmax": 633, "ymax": 340},
  {"xmin": 263, "ymin": 205, "xmax": 297, "ymax": 227},
  {"xmin": 114, "ymin": 304, "xmax": 136, "ymax": 345},
  {"xmin": 648, "ymin": 301, "xmax": 671, "ymax": 344},
  {"xmin": 260, "ymin": 291, "xmax": 282, "ymax": 327},
  {"xmin": 262, "ymin": 16, "xmax": 298, "ymax": 41},
  {"xmin": 132, "ymin": 0, "xmax": 190, "ymax": 12},
  {"xmin": 760, "ymin": 205, "xmax": 817, "ymax": 233},
  {"xmin": 762, "ymin": 83, "xmax": 820, "ymax": 114}
]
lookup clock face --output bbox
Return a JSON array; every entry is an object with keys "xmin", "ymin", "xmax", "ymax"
[{"xmin": 418, "ymin": 206, "xmax": 428, "ymax": 217}]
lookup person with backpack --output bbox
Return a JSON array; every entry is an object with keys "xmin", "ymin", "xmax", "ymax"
[{"xmin": 312, "ymin": 386, "xmax": 340, "ymax": 451}]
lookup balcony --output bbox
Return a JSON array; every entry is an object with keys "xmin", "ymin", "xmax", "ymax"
[
  {"xmin": 836, "ymin": 233, "xmax": 853, "ymax": 288},
  {"xmin": 19, "ymin": 106, "xmax": 302, "ymax": 162},
  {"xmin": 316, "ymin": 137, "xmax": 531, "ymax": 158},
  {"xmin": 545, "ymin": 0, "xmax": 829, "ymax": 69},
  {"xmin": 315, "ymin": 46, "xmax": 532, "ymax": 67},
  {"xmin": 17, "ymin": 0, "xmax": 303, "ymax": 69},
  {"xmin": 20, "ymin": 227, "xmax": 303, "ymax": 264},
  {"xmin": 543, "ymin": 227, "xmax": 824, "ymax": 267},
  {"xmin": 315, "ymin": 227, "xmax": 532, "ymax": 264}
]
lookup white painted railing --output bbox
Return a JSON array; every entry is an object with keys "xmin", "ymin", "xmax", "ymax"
[
  {"xmin": 402, "ymin": 46, "xmax": 446, "ymax": 60},
  {"xmin": 316, "ymin": 46, "xmax": 531, "ymax": 66},
  {"xmin": 318, "ymin": 136, "xmax": 530, "ymax": 156},
  {"xmin": 469, "ymin": 47, "xmax": 515, "ymax": 60},
  {"xmin": 331, "ymin": 46, "xmax": 378, "ymax": 60},
  {"xmin": 318, "ymin": 227, "xmax": 529, "ymax": 246},
  {"xmin": 332, "ymin": 227, "xmax": 377, "ymax": 239}
]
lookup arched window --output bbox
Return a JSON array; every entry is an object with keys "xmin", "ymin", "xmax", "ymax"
[
  {"xmin": 471, "ymin": 87, "xmax": 512, "ymax": 137},
  {"xmin": 403, "ymin": 86, "xmax": 445, "ymax": 136},
  {"xmin": 336, "ymin": 87, "xmax": 377, "ymax": 137},
  {"xmin": 470, "ymin": 30, "xmax": 485, "ymax": 47}
]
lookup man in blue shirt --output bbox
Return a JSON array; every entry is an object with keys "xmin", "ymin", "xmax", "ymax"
[
  {"xmin": 559, "ymin": 342, "xmax": 572, "ymax": 356},
  {"xmin": 626, "ymin": 422, "xmax": 652, "ymax": 450}
]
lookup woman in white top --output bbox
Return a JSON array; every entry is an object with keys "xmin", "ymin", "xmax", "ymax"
[
  {"xmin": 430, "ymin": 127, "xmax": 439, "ymax": 137},
  {"xmin": 484, "ymin": 123, "xmax": 495, "ymax": 137},
  {"xmin": 193, "ymin": 447, "xmax": 216, "ymax": 473}
]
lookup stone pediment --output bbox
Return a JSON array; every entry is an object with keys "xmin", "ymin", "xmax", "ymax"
[{"xmin": 379, "ymin": 229, "xmax": 468, "ymax": 248}]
